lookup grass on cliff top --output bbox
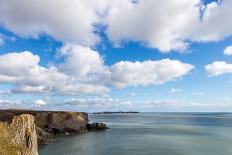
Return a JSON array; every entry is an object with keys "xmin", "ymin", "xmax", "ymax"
[{"xmin": 0, "ymin": 122, "xmax": 31, "ymax": 155}]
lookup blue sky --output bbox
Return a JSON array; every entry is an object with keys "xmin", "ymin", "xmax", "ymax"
[{"xmin": 0, "ymin": 0, "xmax": 232, "ymax": 112}]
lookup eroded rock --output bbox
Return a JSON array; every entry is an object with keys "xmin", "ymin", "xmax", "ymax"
[
  {"xmin": 0, "ymin": 110, "xmax": 89, "ymax": 144},
  {"xmin": 0, "ymin": 110, "xmax": 109, "ymax": 147},
  {"xmin": 86, "ymin": 123, "xmax": 109, "ymax": 130},
  {"xmin": 0, "ymin": 114, "xmax": 39, "ymax": 155}
]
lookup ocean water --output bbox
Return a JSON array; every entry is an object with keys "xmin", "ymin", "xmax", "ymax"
[{"xmin": 39, "ymin": 113, "xmax": 232, "ymax": 155}]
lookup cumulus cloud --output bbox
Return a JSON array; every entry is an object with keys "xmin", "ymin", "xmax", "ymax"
[
  {"xmin": 58, "ymin": 43, "xmax": 111, "ymax": 84},
  {"xmin": 1, "ymin": 0, "xmax": 232, "ymax": 52},
  {"xmin": 193, "ymin": 0, "xmax": 232, "ymax": 42},
  {"xmin": 111, "ymin": 59, "xmax": 194, "ymax": 88},
  {"xmin": 0, "ymin": 45, "xmax": 194, "ymax": 95},
  {"xmin": 0, "ymin": 51, "xmax": 39, "ymax": 79},
  {"xmin": 0, "ymin": 0, "xmax": 108, "ymax": 46},
  {"xmin": 105, "ymin": 0, "xmax": 232, "ymax": 52},
  {"xmin": 205, "ymin": 61, "xmax": 232, "ymax": 76},
  {"xmin": 105, "ymin": 0, "xmax": 199, "ymax": 52},
  {"xmin": 34, "ymin": 99, "xmax": 46, "ymax": 107},
  {"xmin": 224, "ymin": 45, "xmax": 232, "ymax": 56},
  {"xmin": 0, "ymin": 51, "xmax": 109, "ymax": 95}
]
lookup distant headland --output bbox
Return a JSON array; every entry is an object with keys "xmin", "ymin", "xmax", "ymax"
[{"xmin": 93, "ymin": 111, "xmax": 139, "ymax": 114}]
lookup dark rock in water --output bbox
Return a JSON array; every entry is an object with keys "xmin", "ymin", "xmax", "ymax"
[{"xmin": 86, "ymin": 123, "xmax": 109, "ymax": 130}]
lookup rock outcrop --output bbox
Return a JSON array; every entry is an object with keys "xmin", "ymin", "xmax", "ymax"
[
  {"xmin": 0, "ymin": 110, "xmax": 109, "ymax": 145},
  {"xmin": 35, "ymin": 126, "xmax": 52, "ymax": 145},
  {"xmin": 86, "ymin": 123, "xmax": 109, "ymax": 130},
  {"xmin": 0, "ymin": 114, "xmax": 39, "ymax": 155},
  {"xmin": 34, "ymin": 111, "xmax": 88, "ymax": 134}
]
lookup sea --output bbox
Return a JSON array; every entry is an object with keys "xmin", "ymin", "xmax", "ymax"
[{"xmin": 39, "ymin": 113, "xmax": 232, "ymax": 155}]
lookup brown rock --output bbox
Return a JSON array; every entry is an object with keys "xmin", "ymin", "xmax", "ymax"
[
  {"xmin": 86, "ymin": 123, "xmax": 109, "ymax": 130},
  {"xmin": 0, "ymin": 114, "xmax": 39, "ymax": 155},
  {"xmin": 0, "ymin": 110, "xmax": 89, "ymax": 144},
  {"xmin": 35, "ymin": 126, "xmax": 52, "ymax": 145}
]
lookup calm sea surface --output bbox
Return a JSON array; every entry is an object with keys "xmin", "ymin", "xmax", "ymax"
[{"xmin": 39, "ymin": 113, "xmax": 232, "ymax": 155}]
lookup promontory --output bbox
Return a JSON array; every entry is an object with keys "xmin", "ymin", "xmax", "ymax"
[{"xmin": 0, "ymin": 109, "xmax": 109, "ymax": 155}]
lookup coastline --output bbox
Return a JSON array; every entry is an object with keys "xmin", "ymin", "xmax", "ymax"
[{"xmin": 0, "ymin": 109, "xmax": 109, "ymax": 155}]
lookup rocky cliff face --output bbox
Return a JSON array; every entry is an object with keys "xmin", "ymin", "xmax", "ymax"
[
  {"xmin": 0, "ymin": 114, "xmax": 39, "ymax": 155},
  {"xmin": 0, "ymin": 110, "xmax": 90, "ymax": 154},
  {"xmin": 34, "ymin": 111, "xmax": 88, "ymax": 134},
  {"xmin": 0, "ymin": 110, "xmax": 88, "ymax": 132},
  {"xmin": 0, "ymin": 110, "xmax": 89, "ymax": 145},
  {"xmin": 0, "ymin": 110, "xmax": 108, "ymax": 145},
  {"xmin": 0, "ymin": 110, "xmax": 109, "ymax": 155}
]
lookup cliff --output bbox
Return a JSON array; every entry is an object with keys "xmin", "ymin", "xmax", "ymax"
[
  {"xmin": 0, "ymin": 110, "xmax": 108, "ymax": 145},
  {"xmin": 0, "ymin": 110, "xmax": 88, "ymax": 133},
  {"xmin": 0, "ymin": 114, "xmax": 39, "ymax": 155}
]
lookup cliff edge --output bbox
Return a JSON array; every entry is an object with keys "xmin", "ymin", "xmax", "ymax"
[
  {"xmin": 0, "ymin": 110, "xmax": 108, "ymax": 145},
  {"xmin": 0, "ymin": 114, "xmax": 39, "ymax": 155}
]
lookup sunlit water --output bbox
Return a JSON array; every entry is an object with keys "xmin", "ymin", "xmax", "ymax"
[{"xmin": 39, "ymin": 113, "xmax": 232, "ymax": 155}]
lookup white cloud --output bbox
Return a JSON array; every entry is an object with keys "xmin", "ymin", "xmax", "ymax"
[
  {"xmin": 0, "ymin": 99, "xmax": 24, "ymax": 109},
  {"xmin": 0, "ymin": 90, "xmax": 11, "ymax": 95},
  {"xmin": 105, "ymin": 0, "xmax": 232, "ymax": 52},
  {"xmin": 58, "ymin": 44, "xmax": 193, "ymax": 89},
  {"xmin": 105, "ymin": 0, "xmax": 199, "ymax": 52},
  {"xmin": 192, "ymin": 0, "xmax": 232, "ymax": 42},
  {"xmin": 169, "ymin": 88, "xmax": 182, "ymax": 94},
  {"xmin": 224, "ymin": 45, "xmax": 232, "ymax": 56},
  {"xmin": 11, "ymin": 85, "xmax": 50, "ymax": 94},
  {"xmin": 0, "ymin": 51, "xmax": 109, "ymax": 95},
  {"xmin": 0, "ymin": 99, "xmax": 15, "ymax": 106},
  {"xmin": 139, "ymin": 100, "xmax": 194, "ymax": 109},
  {"xmin": 111, "ymin": 59, "xmax": 194, "ymax": 88},
  {"xmin": 0, "ymin": 0, "xmax": 108, "ymax": 46},
  {"xmin": 0, "ymin": 51, "xmax": 39, "ymax": 79},
  {"xmin": 0, "ymin": 45, "xmax": 194, "ymax": 95},
  {"xmin": 58, "ymin": 43, "xmax": 111, "ymax": 84},
  {"xmin": 205, "ymin": 61, "xmax": 232, "ymax": 76},
  {"xmin": 64, "ymin": 97, "xmax": 132, "ymax": 111},
  {"xmin": 34, "ymin": 99, "xmax": 46, "ymax": 107},
  {"xmin": 126, "ymin": 92, "xmax": 136, "ymax": 97},
  {"xmin": 1, "ymin": 1, "xmax": 232, "ymax": 52}
]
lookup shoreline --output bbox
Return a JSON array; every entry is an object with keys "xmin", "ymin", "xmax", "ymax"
[{"xmin": 0, "ymin": 109, "xmax": 109, "ymax": 155}]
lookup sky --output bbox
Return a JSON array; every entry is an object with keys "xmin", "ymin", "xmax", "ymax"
[{"xmin": 0, "ymin": 0, "xmax": 232, "ymax": 112}]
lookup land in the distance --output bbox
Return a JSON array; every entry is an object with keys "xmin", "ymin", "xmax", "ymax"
[{"xmin": 93, "ymin": 111, "xmax": 139, "ymax": 114}]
